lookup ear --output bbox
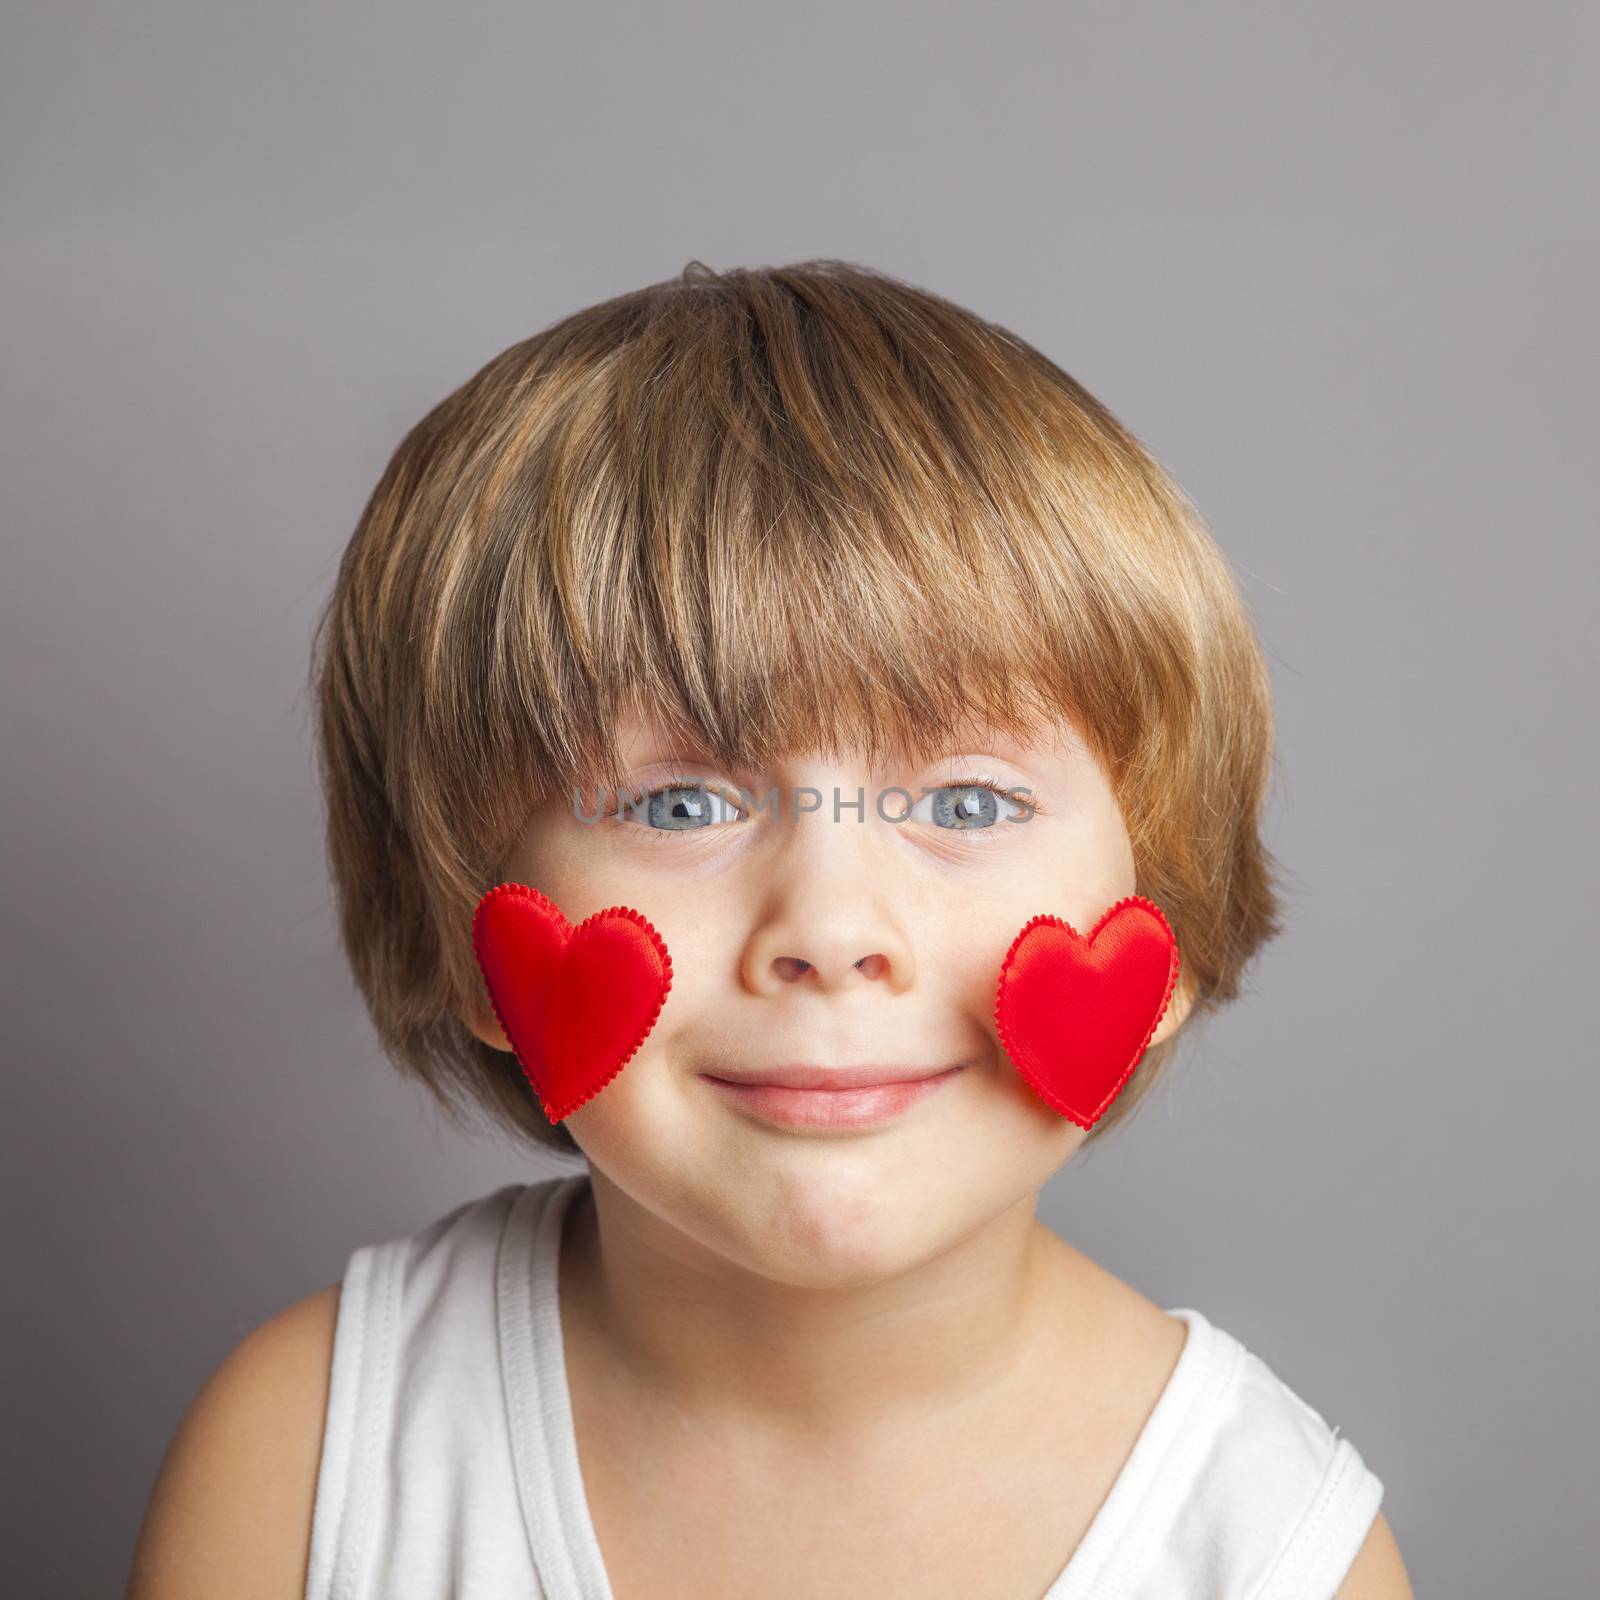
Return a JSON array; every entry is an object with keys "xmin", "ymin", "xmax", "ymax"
[
  {"xmin": 466, "ymin": 1002, "xmax": 512, "ymax": 1052},
  {"xmin": 1147, "ymin": 964, "xmax": 1195, "ymax": 1048}
]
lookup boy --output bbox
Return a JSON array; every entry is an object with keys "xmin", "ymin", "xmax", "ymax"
[{"xmin": 130, "ymin": 259, "xmax": 1412, "ymax": 1598}]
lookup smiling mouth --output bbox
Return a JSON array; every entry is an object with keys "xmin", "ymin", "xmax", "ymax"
[
  {"xmin": 699, "ymin": 1061, "xmax": 966, "ymax": 1090},
  {"xmin": 698, "ymin": 1063, "xmax": 968, "ymax": 1130}
]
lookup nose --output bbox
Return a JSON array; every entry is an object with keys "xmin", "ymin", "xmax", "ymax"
[
  {"xmin": 740, "ymin": 831, "xmax": 916, "ymax": 997},
  {"xmin": 768, "ymin": 949, "xmax": 893, "ymax": 986},
  {"xmin": 750, "ymin": 936, "xmax": 910, "ymax": 995}
]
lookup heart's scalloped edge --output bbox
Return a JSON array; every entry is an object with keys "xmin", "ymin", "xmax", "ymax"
[
  {"xmin": 992, "ymin": 894, "xmax": 1182, "ymax": 1129},
  {"xmin": 473, "ymin": 878, "xmax": 571, "ymax": 931},
  {"xmin": 471, "ymin": 884, "xmax": 674, "ymax": 1125}
]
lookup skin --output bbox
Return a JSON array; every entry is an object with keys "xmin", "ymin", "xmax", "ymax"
[
  {"xmin": 126, "ymin": 704, "xmax": 1412, "ymax": 1596},
  {"xmin": 471, "ymin": 707, "xmax": 1188, "ymax": 1433},
  {"xmin": 455, "ymin": 707, "xmax": 1240, "ymax": 1595}
]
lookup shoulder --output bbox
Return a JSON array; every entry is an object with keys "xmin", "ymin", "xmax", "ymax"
[
  {"xmin": 1060, "ymin": 1247, "xmax": 1405, "ymax": 1598},
  {"xmin": 1195, "ymin": 1311, "xmax": 1406, "ymax": 1600},
  {"xmin": 1332, "ymin": 1511, "xmax": 1414, "ymax": 1599},
  {"xmin": 126, "ymin": 1177, "xmax": 555, "ymax": 1599},
  {"xmin": 126, "ymin": 1178, "xmax": 571, "ymax": 1598},
  {"xmin": 127, "ymin": 1280, "xmax": 342, "ymax": 1599}
]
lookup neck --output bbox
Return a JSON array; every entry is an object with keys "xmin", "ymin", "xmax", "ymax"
[{"xmin": 559, "ymin": 1168, "xmax": 1076, "ymax": 1443}]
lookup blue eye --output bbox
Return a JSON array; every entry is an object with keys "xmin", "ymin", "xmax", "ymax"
[
  {"xmin": 610, "ymin": 773, "xmax": 1042, "ymax": 835},
  {"xmin": 623, "ymin": 781, "xmax": 745, "ymax": 832},
  {"xmin": 908, "ymin": 778, "xmax": 1035, "ymax": 832}
]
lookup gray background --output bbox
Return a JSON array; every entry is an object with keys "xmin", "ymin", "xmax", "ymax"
[{"xmin": 4, "ymin": 4, "xmax": 1594, "ymax": 1594}]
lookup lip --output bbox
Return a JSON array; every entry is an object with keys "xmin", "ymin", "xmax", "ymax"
[
  {"xmin": 699, "ymin": 1063, "xmax": 967, "ymax": 1130},
  {"xmin": 704, "ymin": 1062, "xmax": 962, "ymax": 1089}
]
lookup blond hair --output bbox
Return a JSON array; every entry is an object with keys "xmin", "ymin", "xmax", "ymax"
[{"xmin": 308, "ymin": 259, "xmax": 1285, "ymax": 1159}]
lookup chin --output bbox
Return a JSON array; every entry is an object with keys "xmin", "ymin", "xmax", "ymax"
[{"xmin": 718, "ymin": 1154, "xmax": 947, "ymax": 1287}]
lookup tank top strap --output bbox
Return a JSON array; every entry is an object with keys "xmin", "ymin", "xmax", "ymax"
[
  {"xmin": 498, "ymin": 1170, "xmax": 616, "ymax": 1599},
  {"xmin": 304, "ymin": 1227, "xmax": 403, "ymax": 1600},
  {"xmin": 1046, "ymin": 1307, "xmax": 1384, "ymax": 1598},
  {"xmin": 305, "ymin": 1178, "xmax": 572, "ymax": 1599}
]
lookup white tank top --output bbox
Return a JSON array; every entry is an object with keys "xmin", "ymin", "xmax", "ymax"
[{"xmin": 305, "ymin": 1172, "xmax": 1384, "ymax": 1599}]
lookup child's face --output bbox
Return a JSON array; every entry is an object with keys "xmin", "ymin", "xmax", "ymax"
[{"xmin": 480, "ymin": 707, "xmax": 1188, "ymax": 1286}]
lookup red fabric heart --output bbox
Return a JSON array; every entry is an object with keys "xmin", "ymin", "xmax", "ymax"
[
  {"xmin": 993, "ymin": 896, "xmax": 1181, "ymax": 1129},
  {"xmin": 471, "ymin": 882, "xmax": 673, "ymax": 1123}
]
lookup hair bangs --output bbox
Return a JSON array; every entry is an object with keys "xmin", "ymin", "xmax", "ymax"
[
  {"xmin": 446, "ymin": 266, "xmax": 1132, "ymax": 831},
  {"xmin": 314, "ymin": 259, "xmax": 1283, "ymax": 1158}
]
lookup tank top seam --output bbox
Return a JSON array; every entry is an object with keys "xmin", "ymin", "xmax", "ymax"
[
  {"xmin": 499, "ymin": 1174, "xmax": 605, "ymax": 1598},
  {"xmin": 1251, "ymin": 1434, "xmax": 1383, "ymax": 1600},
  {"xmin": 329, "ymin": 1234, "xmax": 401, "ymax": 1600},
  {"xmin": 496, "ymin": 1184, "xmax": 550, "ymax": 1587},
  {"xmin": 1253, "ymin": 1438, "xmax": 1357, "ymax": 1598},
  {"xmin": 304, "ymin": 1245, "xmax": 367, "ymax": 1600}
]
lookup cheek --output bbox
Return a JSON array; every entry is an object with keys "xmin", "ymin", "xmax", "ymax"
[
  {"xmin": 996, "ymin": 867, "xmax": 1142, "ymax": 963},
  {"xmin": 1072, "ymin": 807, "xmax": 1139, "ymax": 904},
  {"xmin": 559, "ymin": 1033, "xmax": 685, "ymax": 1169}
]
